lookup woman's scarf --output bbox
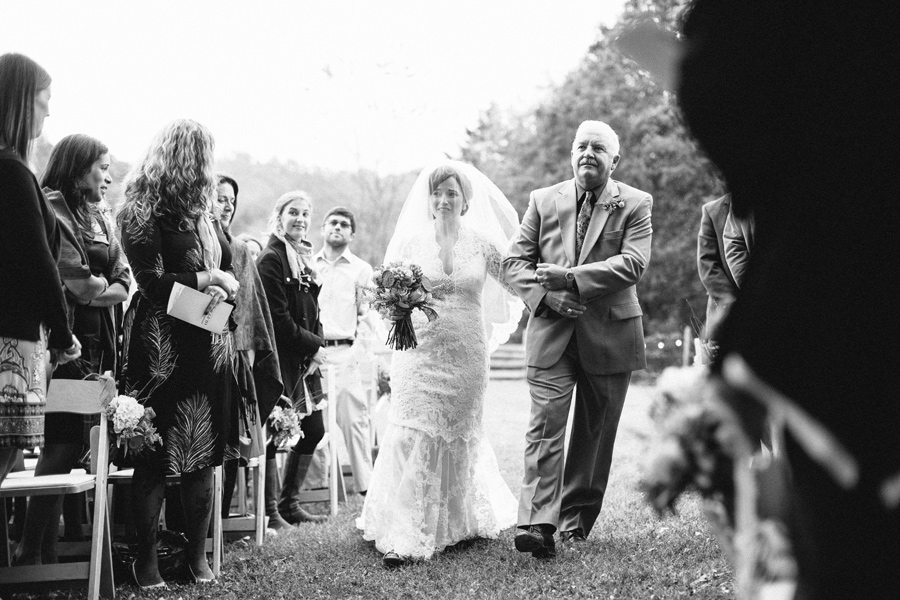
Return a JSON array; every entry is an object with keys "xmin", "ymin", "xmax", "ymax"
[
  {"xmin": 273, "ymin": 230, "xmax": 315, "ymax": 282},
  {"xmin": 196, "ymin": 213, "xmax": 223, "ymax": 270}
]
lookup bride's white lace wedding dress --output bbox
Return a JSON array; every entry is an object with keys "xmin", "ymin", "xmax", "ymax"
[{"xmin": 356, "ymin": 226, "xmax": 517, "ymax": 559}]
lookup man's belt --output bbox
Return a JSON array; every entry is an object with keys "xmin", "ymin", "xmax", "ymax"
[{"xmin": 324, "ymin": 339, "xmax": 354, "ymax": 347}]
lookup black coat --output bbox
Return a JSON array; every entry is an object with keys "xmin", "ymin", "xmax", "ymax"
[{"xmin": 256, "ymin": 235, "xmax": 324, "ymax": 407}]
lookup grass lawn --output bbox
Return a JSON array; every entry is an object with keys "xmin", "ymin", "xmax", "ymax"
[{"xmin": 56, "ymin": 380, "xmax": 735, "ymax": 599}]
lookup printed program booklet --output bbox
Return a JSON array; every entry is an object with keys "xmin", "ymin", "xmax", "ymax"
[{"xmin": 167, "ymin": 281, "xmax": 233, "ymax": 333}]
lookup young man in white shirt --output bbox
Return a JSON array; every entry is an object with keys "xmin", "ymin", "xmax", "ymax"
[{"xmin": 309, "ymin": 207, "xmax": 375, "ymax": 494}]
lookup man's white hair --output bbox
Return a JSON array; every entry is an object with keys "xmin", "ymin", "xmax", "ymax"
[{"xmin": 574, "ymin": 120, "xmax": 620, "ymax": 156}]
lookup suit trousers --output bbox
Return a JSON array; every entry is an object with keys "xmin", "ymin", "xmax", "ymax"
[
  {"xmin": 304, "ymin": 345, "xmax": 373, "ymax": 492},
  {"xmin": 517, "ymin": 333, "xmax": 631, "ymax": 536}
]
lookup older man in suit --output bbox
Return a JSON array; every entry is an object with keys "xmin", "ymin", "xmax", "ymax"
[
  {"xmin": 504, "ymin": 120, "xmax": 652, "ymax": 558},
  {"xmin": 697, "ymin": 194, "xmax": 738, "ymax": 343}
]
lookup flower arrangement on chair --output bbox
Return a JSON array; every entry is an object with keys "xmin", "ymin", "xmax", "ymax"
[{"xmin": 102, "ymin": 394, "xmax": 162, "ymax": 456}]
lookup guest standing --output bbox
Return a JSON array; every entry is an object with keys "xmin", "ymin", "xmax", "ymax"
[
  {"xmin": 256, "ymin": 191, "xmax": 327, "ymax": 526},
  {"xmin": 308, "ymin": 207, "xmax": 374, "ymax": 496},
  {"xmin": 14, "ymin": 134, "xmax": 130, "ymax": 565},
  {"xmin": 118, "ymin": 119, "xmax": 240, "ymax": 588},
  {"xmin": 0, "ymin": 53, "xmax": 81, "ymax": 484},
  {"xmin": 214, "ymin": 175, "xmax": 284, "ymax": 525},
  {"xmin": 696, "ymin": 194, "xmax": 737, "ymax": 345}
]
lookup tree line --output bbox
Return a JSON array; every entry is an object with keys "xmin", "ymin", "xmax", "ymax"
[{"xmin": 34, "ymin": 0, "xmax": 717, "ymax": 338}]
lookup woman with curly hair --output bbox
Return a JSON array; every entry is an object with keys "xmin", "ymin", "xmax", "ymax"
[
  {"xmin": 14, "ymin": 133, "xmax": 131, "ymax": 566},
  {"xmin": 118, "ymin": 119, "xmax": 240, "ymax": 588}
]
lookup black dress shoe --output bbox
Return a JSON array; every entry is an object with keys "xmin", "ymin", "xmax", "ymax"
[
  {"xmin": 559, "ymin": 528, "xmax": 587, "ymax": 542},
  {"xmin": 514, "ymin": 525, "xmax": 556, "ymax": 558},
  {"xmin": 382, "ymin": 551, "xmax": 405, "ymax": 569}
]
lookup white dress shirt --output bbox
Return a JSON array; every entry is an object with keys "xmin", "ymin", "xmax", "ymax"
[{"xmin": 313, "ymin": 247, "xmax": 373, "ymax": 341}]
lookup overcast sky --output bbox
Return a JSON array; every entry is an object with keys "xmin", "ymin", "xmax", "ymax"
[{"xmin": 3, "ymin": 0, "xmax": 625, "ymax": 173}]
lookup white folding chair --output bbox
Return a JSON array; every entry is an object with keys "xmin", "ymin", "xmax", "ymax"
[
  {"xmin": 0, "ymin": 378, "xmax": 116, "ymax": 600},
  {"xmin": 222, "ymin": 453, "xmax": 266, "ymax": 547}
]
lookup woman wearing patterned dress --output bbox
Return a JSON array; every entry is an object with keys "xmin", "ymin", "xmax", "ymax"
[
  {"xmin": 357, "ymin": 162, "xmax": 523, "ymax": 568},
  {"xmin": 0, "ymin": 53, "xmax": 81, "ymax": 484},
  {"xmin": 118, "ymin": 119, "xmax": 240, "ymax": 588}
]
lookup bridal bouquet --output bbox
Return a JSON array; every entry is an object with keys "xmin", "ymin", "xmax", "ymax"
[
  {"xmin": 102, "ymin": 394, "xmax": 162, "ymax": 457},
  {"xmin": 268, "ymin": 402, "xmax": 304, "ymax": 448},
  {"xmin": 365, "ymin": 261, "xmax": 438, "ymax": 351}
]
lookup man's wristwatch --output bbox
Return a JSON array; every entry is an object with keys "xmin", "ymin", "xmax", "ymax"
[{"xmin": 565, "ymin": 269, "xmax": 575, "ymax": 290}]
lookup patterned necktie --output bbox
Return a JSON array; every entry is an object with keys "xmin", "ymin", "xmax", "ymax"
[{"xmin": 575, "ymin": 190, "xmax": 595, "ymax": 258}]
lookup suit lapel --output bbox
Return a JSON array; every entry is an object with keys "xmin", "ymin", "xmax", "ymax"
[
  {"xmin": 555, "ymin": 180, "xmax": 577, "ymax": 266},
  {"xmin": 577, "ymin": 179, "xmax": 616, "ymax": 264}
]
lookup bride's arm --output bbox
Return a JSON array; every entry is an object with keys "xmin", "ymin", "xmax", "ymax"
[{"xmin": 484, "ymin": 240, "xmax": 519, "ymax": 297}]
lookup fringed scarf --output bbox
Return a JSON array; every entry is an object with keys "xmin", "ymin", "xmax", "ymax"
[
  {"xmin": 273, "ymin": 231, "xmax": 316, "ymax": 282},
  {"xmin": 196, "ymin": 213, "xmax": 223, "ymax": 270}
]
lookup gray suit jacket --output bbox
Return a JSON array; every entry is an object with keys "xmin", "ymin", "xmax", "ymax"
[
  {"xmin": 504, "ymin": 178, "xmax": 652, "ymax": 374},
  {"xmin": 724, "ymin": 207, "xmax": 755, "ymax": 288},
  {"xmin": 697, "ymin": 194, "xmax": 737, "ymax": 337}
]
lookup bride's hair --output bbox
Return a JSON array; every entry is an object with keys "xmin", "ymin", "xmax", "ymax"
[{"xmin": 428, "ymin": 165, "xmax": 473, "ymax": 215}]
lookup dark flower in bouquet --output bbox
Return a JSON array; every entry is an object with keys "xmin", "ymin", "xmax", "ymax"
[
  {"xmin": 375, "ymin": 363, "xmax": 391, "ymax": 398},
  {"xmin": 364, "ymin": 261, "xmax": 440, "ymax": 350},
  {"xmin": 102, "ymin": 394, "xmax": 163, "ymax": 457}
]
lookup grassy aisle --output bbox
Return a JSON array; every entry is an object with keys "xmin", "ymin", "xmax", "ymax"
[{"xmin": 111, "ymin": 380, "xmax": 734, "ymax": 599}]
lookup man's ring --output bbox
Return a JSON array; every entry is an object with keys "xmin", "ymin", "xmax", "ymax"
[{"xmin": 566, "ymin": 308, "xmax": 573, "ymax": 315}]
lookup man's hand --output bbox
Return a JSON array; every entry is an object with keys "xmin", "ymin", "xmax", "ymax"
[
  {"xmin": 542, "ymin": 290, "xmax": 586, "ymax": 319},
  {"xmin": 534, "ymin": 263, "xmax": 569, "ymax": 291}
]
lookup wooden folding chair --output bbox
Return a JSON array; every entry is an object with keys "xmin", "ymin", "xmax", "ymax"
[{"xmin": 0, "ymin": 378, "xmax": 116, "ymax": 600}]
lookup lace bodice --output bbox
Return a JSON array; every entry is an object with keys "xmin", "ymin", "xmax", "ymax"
[{"xmin": 389, "ymin": 226, "xmax": 504, "ymax": 440}]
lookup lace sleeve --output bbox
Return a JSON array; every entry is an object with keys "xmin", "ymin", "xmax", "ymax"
[{"xmin": 484, "ymin": 239, "xmax": 518, "ymax": 297}]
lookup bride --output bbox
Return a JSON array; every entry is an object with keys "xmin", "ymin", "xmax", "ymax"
[{"xmin": 357, "ymin": 161, "xmax": 524, "ymax": 568}]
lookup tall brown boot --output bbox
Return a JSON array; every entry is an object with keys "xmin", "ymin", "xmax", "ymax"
[
  {"xmin": 278, "ymin": 452, "xmax": 326, "ymax": 524},
  {"xmin": 265, "ymin": 459, "xmax": 291, "ymax": 532}
]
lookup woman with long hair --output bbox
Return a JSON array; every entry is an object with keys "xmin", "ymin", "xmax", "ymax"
[
  {"xmin": 256, "ymin": 191, "xmax": 328, "ymax": 527},
  {"xmin": 14, "ymin": 134, "xmax": 131, "ymax": 565},
  {"xmin": 0, "ymin": 53, "xmax": 81, "ymax": 485},
  {"xmin": 118, "ymin": 119, "xmax": 240, "ymax": 588},
  {"xmin": 213, "ymin": 174, "xmax": 284, "ymax": 529}
]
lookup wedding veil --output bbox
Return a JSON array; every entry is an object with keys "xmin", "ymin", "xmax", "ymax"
[{"xmin": 384, "ymin": 160, "xmax": 524, "ymax": 353}]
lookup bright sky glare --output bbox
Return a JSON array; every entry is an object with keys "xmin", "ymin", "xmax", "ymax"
[{"xmin": 3, "ymin": 0, "xmax": 625, "ymax": 173}]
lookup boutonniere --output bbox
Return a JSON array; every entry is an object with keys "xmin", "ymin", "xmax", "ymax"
[{"xmin": 601, "ymin": 198, "xmax": 625, "ymax": 214}]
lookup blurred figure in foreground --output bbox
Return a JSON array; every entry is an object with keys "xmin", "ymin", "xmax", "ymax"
[{"xmin": 677, "ymin": 2, "xmax": 900, "ymax": 598}]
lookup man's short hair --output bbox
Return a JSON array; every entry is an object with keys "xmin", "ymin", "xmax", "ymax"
[
  {"xmin": 574, "ymin": 120, "xmax": 620, "ymax": 156},
  {"xmin": 322, "ymin": 206, "xmax": 356, "ymax": 233}
]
